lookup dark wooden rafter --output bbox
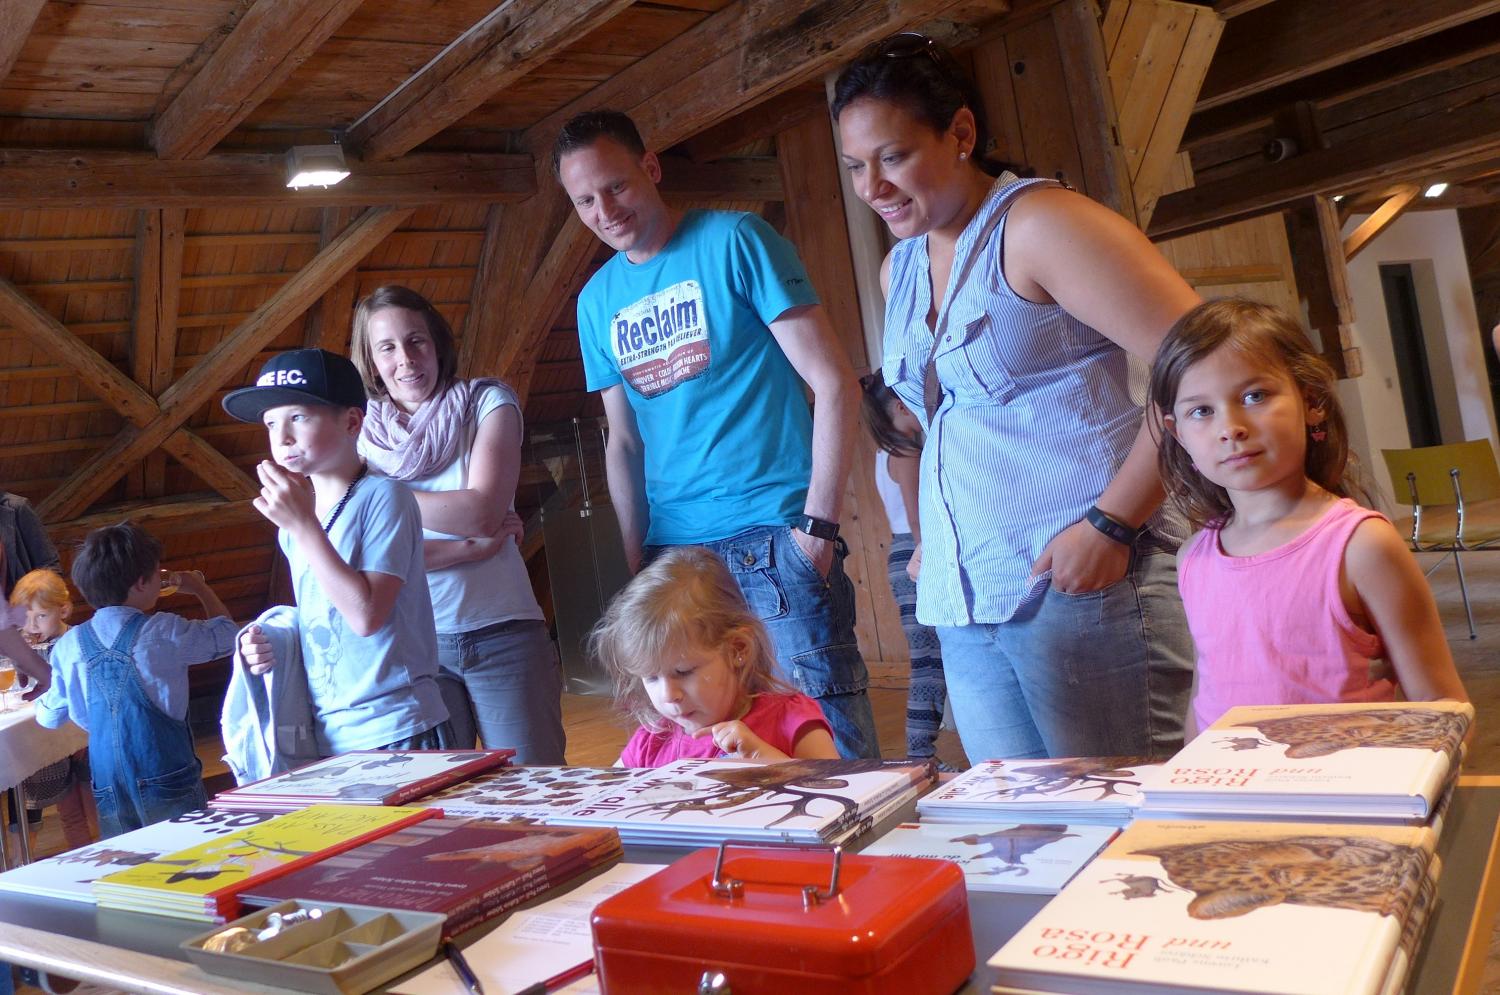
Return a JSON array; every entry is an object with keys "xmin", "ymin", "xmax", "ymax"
[
  {"xmin": 1343, "ymin": 184, "xmax": 1422, "ymax": 262},
  {"xmin": 47, "ymin": 498, "xmax": 264, "ymax": 546},
  {"xmin": 659, "ymin": 157, "xmax": 784, "ymax": 202},
  {"xmin": 1197, "ymin": 0, "xmax": 1500, "ymax": 112},
  {"xmin": 0, "ymin": 0, "xmax": 46, "ymax": 85},
  {"xmin": 1149, "ymin": 89, "xmax": 1500, "ymax": 240},
  {"xmin": 153, "ymin": 0, "xmax": 366, "ymax": 159},
  {"xmin": 34, "ymin": 207, "xmax": 414, "ymax": 523},
  {"xmin": 1283, "ymin": 195, "xmax": 1361, "ymax": 380},
  {"xmin": 682, "ymin": 87, "xmax": 829, "ymax": 164},
  {"xmin": 302, "ymin": 207, "xmax": 363, "ymax": 353},
  {"xmin": 131, "ymin": 208, "xmax": 187, "ymax": 497},
  {"xmin": 0, "ymin": 151, "xmax": 533, "ymax": 209},
  {"xmin": 347, "ymin": 0, "xmax": 635, "ymax": 162}
]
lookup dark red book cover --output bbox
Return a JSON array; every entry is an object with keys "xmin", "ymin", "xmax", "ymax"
[{"xmin": 241, "ymin": 819, "xmax": 621, "ymax": 936}]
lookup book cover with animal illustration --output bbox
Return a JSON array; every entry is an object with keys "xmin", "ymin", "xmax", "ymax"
[
  {"xmin": 918, "ymin": 758, "xmax": 1156, "ymax": 826},
  {"xmin": 859, "ymin": 821, "xmax": 1116, "ymax": 893},
  {"xmin": 414, "ymin": 765, "xmax": 653, "ymax": 823},
  {"xmin": 92, "ymin": 804, "xmax": 437, "ymax": 921},
  {"xmin": 989, "ymin": 820, "xmax": 1437, "ymax": 995},
  {"xmin": 0, "ymin": 808, "xmax": 279, "ymax": 904},
  {"xmin": 210, "ymin": 749, "xmax": 514, "ymax": 811},
  {"xmin": 551, "ymin": 757, "xmax": 935, "ymax": 846},
  {"xmin": 1140, "ymin": 702, "xmax": 1473, "ymax": 822},
  {"xmin": 241, "ymin": 819, "xmax": 623, "ymax": 938}
]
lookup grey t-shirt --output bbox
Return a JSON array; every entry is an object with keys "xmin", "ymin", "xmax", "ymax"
[{"xmin": 279, "ymin": 474, "xmax": 447, "ymax": 754}]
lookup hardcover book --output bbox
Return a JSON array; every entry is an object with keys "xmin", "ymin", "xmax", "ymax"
[
  {"xmin": 415, "ymin": 765, "xmax": 653, "ymax": 823},
  {"xmin": 1139, "ymin": 701, "xmax": 1473, "ymax": 822},
  {"xmin": 917, "ymin": 758, "xmax": 1156, "ymax": 826},
  {"xmin": 859, "ymin": 821, "xmax": 1116, "ymax": 894},
  {"xmin": 0, "ymin": 808, "xmax": 279, "ymax": 904},
  {"xmin": 989, "ymin": 819, "xmax": 1437, "ymax": 995},
  {"xmin": 210, "ymin": 749, "xmax": 514, "ymax": 812},
  {"xmin": 92, "ymin": 804, "xmax": 437, "ymax": 922},
  {"xmin": 241, "ymin": 819, "xmax": 623, "ymax": 938},
  {"xmin": 552, "ymin": 757, "xmax": 935, "ymax": 847}
]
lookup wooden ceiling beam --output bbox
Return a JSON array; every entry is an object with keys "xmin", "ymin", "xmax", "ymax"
[
  {"xmin": 1197, "ymin": 0, "xmax": 1500, "ymax": 112},
  {"xmin": 0, "ymin": 0, "xmax": 46, "ymax": 86},
  {"xmin": 348, "ymin": 0, "xmax": 634, "ymax": 162},
  {"xmin": 47, "ymin": 498, "xmax": 263, "ymax": 546},
  {"xmin": 1343, "ymin": 184, "xmax": 1423, "ymax": 262},
  {"xmin": 302, "ymin": 207, "xmax": 362, "ymax": 354},
  {"xmin": 152, "ymin": 0, "xmax": 366, "ymax": 159},
  {"xmin": 1149, "ymin": 90, "xmax": 1500, "ymax": 240},
  {"xmin": 0, "ymin": 150, "xmax": 534, "ymax": 209},
  {"xmin": 1185, "ymin": 13, "xmax": 1500, "ymax": 150},
  {"xmin": 658, "ymin": 156, "xmax": 784, "ymax": 202},
  {"xmin": 681, "ymin": 87, "xmax": 828, "ymax": 164},
  {"xmin": 36, "ymin": 207, "xmax": 412, "ymax": 522}
]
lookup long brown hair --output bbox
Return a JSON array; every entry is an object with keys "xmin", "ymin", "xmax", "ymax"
[
  {"xmin": 860, "ymin": 370, "xmax": 923, "ymax": 457},
  {"xmin": 1148, "ymin": 298, "xmax": 1367, "ymax": 529},
  {"xmin": 349, "ymin": 285, "xmax": 459, "ymax": 401}
]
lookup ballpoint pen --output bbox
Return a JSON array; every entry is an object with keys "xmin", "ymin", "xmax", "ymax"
[
  {"xmin": 444, "ymin": 940, "xmax": 485, "ymax": 995},
  {"xmin": 511, "ymin": 957, "xmax": 595, "ymax": 995}
]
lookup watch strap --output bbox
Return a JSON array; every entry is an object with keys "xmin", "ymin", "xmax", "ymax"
[
  {"xmin": 797, "ymin": 516, "xmax": 840, "ymax": 541},
  {"xmin": 1084, "ymin": 505, "xmax": 1140, "ymax": 546}
]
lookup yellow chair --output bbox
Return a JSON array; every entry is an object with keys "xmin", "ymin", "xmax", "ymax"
[{"xmin": 1382, "ymin": 440, "xmax": 1500, "ymax": 640}]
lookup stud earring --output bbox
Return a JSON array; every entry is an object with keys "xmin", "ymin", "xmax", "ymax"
[{"xmin": 958, "ymin": 151, "xmax": 968, "ymax": 160}]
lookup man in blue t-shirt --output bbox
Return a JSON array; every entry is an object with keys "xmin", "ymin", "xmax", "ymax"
[{"xmin": 554, "ymin": 110, "xmax": 878, "ymax": 759}]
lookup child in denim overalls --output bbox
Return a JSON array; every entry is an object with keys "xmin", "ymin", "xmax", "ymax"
[{"xmin": 35, "ymin": 523, "xmax": 237, "ymax": 838}]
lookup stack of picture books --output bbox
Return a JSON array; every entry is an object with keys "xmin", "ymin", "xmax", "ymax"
[
  {"xmin": 918, "ymin": 757, "xmax": 1157, "ymax": 827},
  {"xmin": 860, "ymin": 821, "xmax": 1117, "ymax": 894},
  {"xmin": 988, "ymin": 819, "xmax": 1441, "ymax": 995},
  {"xmin": 1137, "ymin": 701, "xmax": 1473, "ymax": 824},
  {"xmin": 91, "ymin": 804, "xmax": 437, "ymax": 922},
  {"xmin": 0, "ymin": 808, "xmax": 280, "ymax": 904},
  {"xmin": 210, "ymin": 749, "xmax": 515, "ymax": 813},
  {"xmin": 549, "ymin": 757, "xmax": 936, "ymax": 847},
  {"xmin": 415, "ymin": 765, "xmax": 652, "ymax": 823},
  {"xmin": 240, "ymin": 819, "xmax": 624, "ymax": 938}
]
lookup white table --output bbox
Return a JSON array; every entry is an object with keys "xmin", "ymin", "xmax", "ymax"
[{"xmin": 0, "ymin": 702, "xmax": 87, "ymax": 868}]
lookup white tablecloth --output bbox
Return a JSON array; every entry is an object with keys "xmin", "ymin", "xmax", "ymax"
[{"xmin": 0, "ymin": 703, "xmax": 87, "ymax": 792}]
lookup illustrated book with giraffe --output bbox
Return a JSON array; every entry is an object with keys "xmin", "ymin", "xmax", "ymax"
[
  {"xmin": 549, "ymin": 757, "xmax": 936, "ymax": 847},
  {"xmin": 1138, "ymin": 701, "xmax": 1472, "ymax": 823},
  {"xmin": 917, "ymin": 757, "xmax": 1159, "ymax": 827},
  {"xmin": 859, "ymin": 820, "xmax": 1116, "ymax": 893},
  {"xmin": 91, "ymin": 804, "xmax": 437, "ymax": 921},
  {"xmin": 413, "ymin": 765, "xmax": 655, "ymax": 823},
  {"xmin": 988, "ymin": 819, "xmax": 1438, "ymax": 995}
]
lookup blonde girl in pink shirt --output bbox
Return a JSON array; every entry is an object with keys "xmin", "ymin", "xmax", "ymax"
[{"xmin": 1149, "ymin": 299, "xmax": 1467, "ymax": 730}]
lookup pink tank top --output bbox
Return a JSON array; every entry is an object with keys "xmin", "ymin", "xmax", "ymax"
[{"xmin": 1180, "ymin": 497, "xmax": 1392, "ymax": 730}]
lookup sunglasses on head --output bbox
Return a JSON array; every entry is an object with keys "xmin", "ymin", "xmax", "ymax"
[{"xmin": 870, "ymin": 32, "xmax": 949, "ymax": 69}]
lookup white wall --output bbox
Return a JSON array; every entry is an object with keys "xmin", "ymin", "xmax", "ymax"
[{"xmin": 1341, "ymin": 209, "xmax": 1498, "ymax": 504}]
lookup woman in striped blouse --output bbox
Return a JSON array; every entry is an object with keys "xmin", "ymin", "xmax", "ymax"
[{"xmin": 831, "ymin": 35, "xmax": 1200, "ymax": 764}]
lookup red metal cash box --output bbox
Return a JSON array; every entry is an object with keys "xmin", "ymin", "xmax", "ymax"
[{"xmin": 591, "ymin": 843, "xmax": 974, "ymax": 994}]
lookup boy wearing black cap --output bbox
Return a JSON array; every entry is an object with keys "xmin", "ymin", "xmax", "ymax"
[{"xmin": 223, "ymin": 349, "xmax": 451, "ymax": 755}]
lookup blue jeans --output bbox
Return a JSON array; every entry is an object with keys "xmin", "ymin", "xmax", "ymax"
[
  {"xmin": 436, "ymin": 618, "xmax": 566, "ymax": 764},
  {"xmin": 938, "ymin": 541, "xmax": 1194, "ymax": 762},
  {"xmin": 653, "ymin": 526, "xmax": 880, "ymax": 759},
  {"xmin": 78, "ymin": 615, "xmax": 206, "ymax": 840}
]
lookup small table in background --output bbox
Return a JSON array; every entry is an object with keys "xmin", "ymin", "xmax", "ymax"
[{"xmin": 0, "ymin": 702, "xmax": 87, "ymax": 869}]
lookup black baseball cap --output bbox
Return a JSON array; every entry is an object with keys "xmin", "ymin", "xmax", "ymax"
[{"xmin": 222, "ymin": 348, "xmax": 369, "ymax": 423}]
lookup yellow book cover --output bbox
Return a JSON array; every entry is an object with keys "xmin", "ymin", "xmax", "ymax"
[{"xmin": 93, "ymin": 804, "xmax": 436, "ymax": 908}]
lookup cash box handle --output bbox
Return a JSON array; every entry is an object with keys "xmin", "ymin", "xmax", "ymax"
[{"xmin": 709, "ymin": 841, "xmax": 843, "ymax": 910}]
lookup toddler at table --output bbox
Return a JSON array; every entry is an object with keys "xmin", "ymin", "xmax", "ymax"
[
  {"xmin": 35, "ymin": 523, "xmax": 237, "ymax": 838},
  {"xmin": 591, "ymin": 546, "xmax": 839, "ymax": 767}
]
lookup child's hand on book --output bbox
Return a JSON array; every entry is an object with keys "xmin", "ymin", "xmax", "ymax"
[
  {"xmin": 697, "ymin": 721, "xmax": 787, "ymax": 762},
  {"xmin": 253, "ymin": 460, "xmax": 318, "ymax": 533},
  {"xmin": 238, "ymin": 624, "xmax": 277, "ymax": 675}
]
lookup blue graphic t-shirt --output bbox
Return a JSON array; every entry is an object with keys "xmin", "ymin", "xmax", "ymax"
[
  {"xmin": 279, "ymin": 475, "xmax": 447, "ymax": 754},
  {"xmin": 578, "ymin": 210, "xmax": 818, "ymax": 545}
]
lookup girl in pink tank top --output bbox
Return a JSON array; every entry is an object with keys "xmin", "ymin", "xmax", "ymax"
[{"xmin": 1148, "ymin": 299, "xmax": 1467, "ymax": 729}]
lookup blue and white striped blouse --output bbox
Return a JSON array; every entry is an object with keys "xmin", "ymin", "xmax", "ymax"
[{"xmin": 881, "ymin": 174, "xmax": 1148, "ymax": 628}]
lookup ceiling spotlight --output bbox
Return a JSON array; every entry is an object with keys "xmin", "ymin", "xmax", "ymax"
[
  {"xmin": 1332, "ymin": 194, "xmax": 1346, "ymax": 203},
  {"xmin": 1424, "ymin": 183, "xmax": 1448, "ymax": 198},
  {"xmin": 285, "ymin": 144, "xmax": 350, "ymax": 189}
]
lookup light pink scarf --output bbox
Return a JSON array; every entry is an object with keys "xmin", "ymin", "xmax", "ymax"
[{"xmin": 359, "ymin": 377, "xmax": 509, "ymax": 481}]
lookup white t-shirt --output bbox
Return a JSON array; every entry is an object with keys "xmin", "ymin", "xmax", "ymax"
[
  {"xmin": 399, "ymin": 382, "xmax": 544, "ymax": 634},
  {"xmin": 874, "ymin": 449, "xmax": 910, "ymax": 535}
]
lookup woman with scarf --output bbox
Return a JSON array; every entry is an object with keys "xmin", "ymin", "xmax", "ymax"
[{"xmin": 351, "ymin": 285, "xmax": 566, "ymax": 763}]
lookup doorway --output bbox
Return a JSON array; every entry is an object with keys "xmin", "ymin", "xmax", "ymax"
[{"xmin": 1379, "ymin": 263, "xmax": 1443, "ymax": 448}]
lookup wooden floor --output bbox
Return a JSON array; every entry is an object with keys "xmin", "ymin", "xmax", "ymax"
[{"xmin": 9, "ymin": 546, "xmax": 1500, "ymax": 992}]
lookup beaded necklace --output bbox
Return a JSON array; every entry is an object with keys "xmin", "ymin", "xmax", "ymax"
[{"xmin": 322, "ymin": 464, "xmax": 368, "ymax": 534}]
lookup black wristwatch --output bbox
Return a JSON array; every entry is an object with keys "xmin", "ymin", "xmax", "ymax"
[
  {"xmin": 796, "ymin": 515, "xmax": 840, "ymax": 541},
  {"xmin": 1084, "ymin": 505, "xmax": 1141, "ymax": 546}
]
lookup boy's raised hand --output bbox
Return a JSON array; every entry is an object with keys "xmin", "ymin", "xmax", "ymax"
[
  {"xmin": 238, "ymin": 624, "xmax": 277, "ymax": 675},
  {"xmin": 253, "ymin": 460, "xmax": 318, "ymax": 533}
]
